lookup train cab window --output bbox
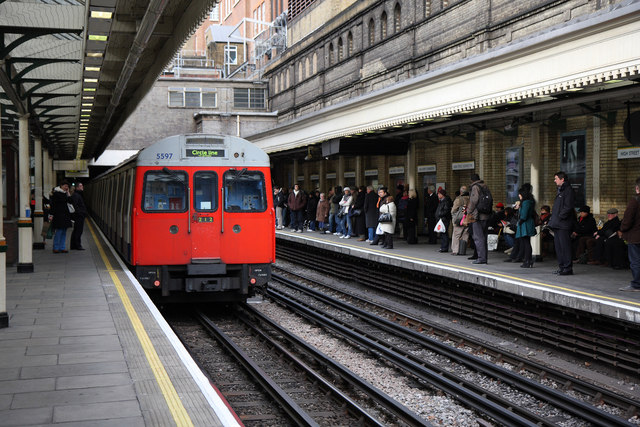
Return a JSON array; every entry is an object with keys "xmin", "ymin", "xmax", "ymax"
[
  {"xmin": 142, "ymin": 170, "xmax": 187, "ymax": 212},
  {"xmin": 223, "ymin": 170, "xmax": 267, "ymax": 212},
  {"xmin": 194, "ymin": 171, "xmax": 218, "ymax": 211}
]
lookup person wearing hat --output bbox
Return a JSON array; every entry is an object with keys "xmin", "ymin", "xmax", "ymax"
[
  {"xmin": 586, "ymin": 207, "xmax": 622, "ymax": 266},
  {"xmin": 571, "ymin": 205, "xmax": 597, "ymax": 262}
]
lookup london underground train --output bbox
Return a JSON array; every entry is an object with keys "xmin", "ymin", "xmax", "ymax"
[{"xmin": 86, "ymin": 134, "xmax": 275, "ymax": 303}]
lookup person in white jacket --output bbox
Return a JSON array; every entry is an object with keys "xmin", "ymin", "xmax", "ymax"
[
  {"xmin": 337, "ymin": 187, "xmax": 353, "ymax": 238},
  {"xmin": 378, "ymin": 194, "xmax": 397, "ymax": 249}
]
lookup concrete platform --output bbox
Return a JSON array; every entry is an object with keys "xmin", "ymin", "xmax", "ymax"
[
  {"xmin": 0, "ymin": 221, "xmax": 241, "ymax": 427},
  {"xmin": 277, "ymin": 229, "xmax": 640, "ymax": 324}
]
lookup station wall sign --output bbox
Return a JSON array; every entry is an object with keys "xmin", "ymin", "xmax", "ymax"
[
  {"xmin": 452, "ymin": 161, "xmax": 475, "ymax": 170},
  {"xmin": 364, "ymin": 169, "xmax": 378, "ymax": 176},
  {"xmin": 618, "ymin": 146, "xmax": 640, "ymax": 159},
  {"xmin": 326, "ymin": 172, "xmax": 337, "ymax": 179},
  {"xmin": 389, "ymin": 166, "xmax": 405, "ymax": 175},
  {"xmin": 417, "ymin": 164, "xmax": 436, "ymax": 173},
  {"xmin": 344, "ymin": 171, "xmax": 356, "ymax": 178},
  {"xmin": 310, "ymin": 174, "xmax": 319, "ymax": 180},
  {"xmin": 297, "ymin": 175, "xmax": 304, "ymax": 181}
]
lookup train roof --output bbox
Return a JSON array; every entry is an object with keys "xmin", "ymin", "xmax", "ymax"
[{"xmin": 136, "ymin": 134, "xmax": 270, "ymax": 167}]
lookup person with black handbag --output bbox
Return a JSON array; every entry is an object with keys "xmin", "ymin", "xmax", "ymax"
[{"xmin": 378, "ymin": 193, "xmax": 396, "ymax": 249}]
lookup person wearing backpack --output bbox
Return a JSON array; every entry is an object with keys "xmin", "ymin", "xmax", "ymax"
[{"xmin": 466, "ymin": 173, "xmax": 493, "ymax": 264}]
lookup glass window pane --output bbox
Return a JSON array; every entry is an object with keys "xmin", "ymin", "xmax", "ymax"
[
  {"xmin": 249, "ymin": 88, "xmax": 265, "ymax": 108},
  {"xmin": 168, "ymin": 90, "xmax": 184, "ymax": 107},
  {"xmin": 142, "ymin": 171, "xmax": 187, "ymax": 212},
  {"xmin": 185, "ymin": 89, "xmax": 200, "ymax": 107},
  {"xmin": 234, "ymin": 88, "xmax": 249, "ymax": 108},
  {"xmin": 223, "ymin": 170, "xmax": 267, "ymax": 212},
  {"xmin": 202, "ymin": 91, "xmax": 217, "ymax": 108},
  {"xmin": 194, "ymin": 171, "xmax": 218, "ymax": 211}
]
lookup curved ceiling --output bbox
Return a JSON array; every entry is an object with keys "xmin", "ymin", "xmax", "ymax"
[{"xmin": 0, "ymin": 0, "xmax": 218, "ymax": 160}]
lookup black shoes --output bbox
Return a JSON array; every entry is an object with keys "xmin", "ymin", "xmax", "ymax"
[
  {"xmin": 472, "ymin": 260, "xmax": 487, "ymax": 264},
  {"xmin": 468, "ymin": 255, "xmax": 478, "ymax": 260},
  {"xmin": 520, "ymin": 261, "xmax": 533, "ymax": 268},
  {"xmin": 558, "ymin": 270, "xmax": 573, "ymax": 276},
  {"xmin": 438, "ymin": 249, "xmax": 448, "ymax": 253}
]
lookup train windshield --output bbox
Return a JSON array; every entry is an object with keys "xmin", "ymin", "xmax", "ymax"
[
  {"xmin": 223, "ymin": 170, "xmax": 267, "ymax": 212},
  {"xmin": 194, "ymin": 171, "xmax": 218, "ymax": 211},
  {"xmin": 142, "ymin": 170, "xmax": 187, "ymax": 212}
]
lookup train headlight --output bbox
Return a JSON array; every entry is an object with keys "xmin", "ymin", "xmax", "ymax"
[{"xmin": 153, "ymin": 280, "xmax": 161, "ymax": 287}]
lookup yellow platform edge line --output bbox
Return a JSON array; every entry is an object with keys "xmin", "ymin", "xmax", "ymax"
[
  {"xmin": 303, "ymin": 234, "xmax": 640, "ymax": 308},
  {"xmin": 87, "ymin": 221, "xmax": 194, "ymax": 427}
]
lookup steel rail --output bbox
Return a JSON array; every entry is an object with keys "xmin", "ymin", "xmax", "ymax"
[
  {"xmin": 266, "ymin": 285, "xmax": 542, "ymax": 427},
  {"xmin": 194, "ymin": 311, "xmax": 320, "ymax": 427},
  {"xmin": 275, "ymin": 242, "xmax": 640, "ymax": 375},
  {"xmin": 271, "ymin": 273, "xmax": 633, "ymax": 427},
  {"xmin": 236, "ymin": 304, "xmax": 428, "ymax": 427}
]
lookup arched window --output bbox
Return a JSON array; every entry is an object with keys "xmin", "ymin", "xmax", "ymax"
[
  {"xmin": 394, "ymin": 3, "xmax": 401, "ymax": 33},
  {"xmin": 347, "ymin": 31, "xmax": 353, "ymax": 56},
  {"xmin": 328, "ymin": 43, "xmax": 334, "ymax": 65},
  {"xmin": 381, "ymin": 11, "xmax": 387, "ymax": 39},
  {"xmin": 305, "ymin": 57, "xmax": 310, "ymax": 78},
  {"xmin": 286, "ymin": 68, "xmax": 290, "ymax": 88},
  {"xmin": 274, "ymin": 74, "xmax": 279, "ymax": 93},
  {"xmin": 298, "ymin": 61, "xmax": 303, "ymax": 80},
  {"xmin": 312, "ymin": 52, "xmax": 318, "ymax": 74},
  {"xmin": 338, "ymin": 38, "xmax": 343, "ymax": 61},
  {"xmin": 368, "ymin": 18, "xmax": 375, "ymax": 46}
]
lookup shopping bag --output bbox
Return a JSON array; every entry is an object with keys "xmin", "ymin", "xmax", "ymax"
[
  {"xmin": 434, "ymin": 218, "xmax": 446, "ymax": 233},
  {"xmin": 46, "ymin": 224, "xmax": 54, "ymax": 239},
  {"xmin": 376, "ymin": 223, "xmax": 384, "ymax": 235},
  {"xmin": 487, "ymin": 234, "xmax": 499, "ymax": 251},
  {"xmin": 41, "ymin": 222, "xmax": 50, "ymax": 239}
]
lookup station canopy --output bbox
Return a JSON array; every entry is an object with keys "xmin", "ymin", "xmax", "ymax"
[{"xmin": 0, "ymin": 0, "xmax": 218, "ymax": 161}]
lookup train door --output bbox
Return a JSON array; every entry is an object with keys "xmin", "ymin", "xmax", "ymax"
[
  {"xmin": 190, "ymin": 171, "xmax": 221, "ymax": 260},
  {"xmin": 136, "ymin": 169, "xmax": 190, "ymax": 265},
  {"xmin": 220, "ymin": 169, "xmax": 272, "ymax": 264}
]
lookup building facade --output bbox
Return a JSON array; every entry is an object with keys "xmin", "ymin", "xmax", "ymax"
[{"xmin": 248, "ymin": 0, "xmax": 640, "ymax": 225}]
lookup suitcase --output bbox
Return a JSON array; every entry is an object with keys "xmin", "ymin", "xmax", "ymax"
[{"xmin": 457, "ymin": 239, "xmax": 467, "ymax": 255}]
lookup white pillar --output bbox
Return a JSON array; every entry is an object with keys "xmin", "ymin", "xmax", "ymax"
[
  {"xmin": 407, "ymin": 141, "xmax": 416, "ymax": 192},
  {"xmin": 18, "ymin": 114, "xmax": 33, "ymax": 273},
  {"xmin": 33, "ymin": 138, "xmax": 44, "ymax": 249},
  {"xmin": 0, "ymin": 108, "xmax": 8, "ymax": 327},
  {"xmin": 530, "ymin": 124, "xmax": 542, "ymax": 257},
  {"xmin": 592, "ymin": 116, "xmax": 601, "ymax": 214}
]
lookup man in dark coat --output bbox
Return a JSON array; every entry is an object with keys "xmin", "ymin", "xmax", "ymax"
[
  {"xmin": 50, "ymin": 180, "xmax": 73, "ymax": 253},
  {"xmin": 363, "ymin": 185, "xmax": 379, "ymax": 242},
  {"xmin": 548, "ymin": 171, "xmax": 576, "ymax": 275},
  {"xmin": 619, "ymin": 177, "xmax": 640, "ymax": 291},
  {"xmin": 70, "ymin": 182, "xmax": 88, "ymax": 250},
  {"xmin": 287, "ymin": 184, "xmax": 307, "ymax": 232},
  {"xmin": 465, "ymin": 174, "xmax": 492, "ymax": 264},
  {"xmin": 424, "ymin": 185, "xmax": 438, "ymax": 244},
  {"xmin": 586, "ymin": 207, "xmax": 622, "ymax": 266}
]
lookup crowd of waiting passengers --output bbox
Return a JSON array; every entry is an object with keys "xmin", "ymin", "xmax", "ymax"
[{"xmin": 272, "ymin": 178, "xmax": 630, "ymax": 271}]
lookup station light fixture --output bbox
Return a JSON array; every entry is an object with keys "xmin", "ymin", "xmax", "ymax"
[
  {"xmin": 85, "ymin": 66, "xmax": 101, "ymax": 72},
  {"xmin": 84, "ymin": 78, "xmax": 98, "ymax": 83},
  {"xmin": 90, "ymin": 10, "xmax": 113, "ymax": 19},
  {"xmin": 88, "ymin": 35, "xmax": 108, "ymax": 41}
]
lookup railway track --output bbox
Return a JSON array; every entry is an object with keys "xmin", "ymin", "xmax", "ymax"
[
  {"xmin": 276, "ymin": 240, "xmax": 640, "ymax": 377},
  {"xmin": 267, "ymin": 269, "xmax": 636, "ymax": 426},
  {"xmin": 170, "ymin": 307, "xmax": 431, "ymax": 426}
]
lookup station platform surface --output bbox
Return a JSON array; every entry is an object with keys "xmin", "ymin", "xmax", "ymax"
[
  {"xmin": 0, "ymin": 221, "xmax": 241, "ymax": 427},
  {"xmin": 277, "ymin": 229, "xmax": 640, "ymax": 325}
]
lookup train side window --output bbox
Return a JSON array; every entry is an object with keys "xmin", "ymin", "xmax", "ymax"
[
  {"xmin": 194, "ymin": 171, "xmax": 218, "ymax": 211},
  {"xmin": 223, "ymin": 170, "xmax": 267, "ymax": 212},
  {"xmin": 142, "ymin": 170, "xmax": 188, "ymax": 212}
]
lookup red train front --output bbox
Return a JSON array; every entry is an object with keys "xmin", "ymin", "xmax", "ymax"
[{"xmin": 88, "ymin": 134, "xmax": 275, "ymax": 303}]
